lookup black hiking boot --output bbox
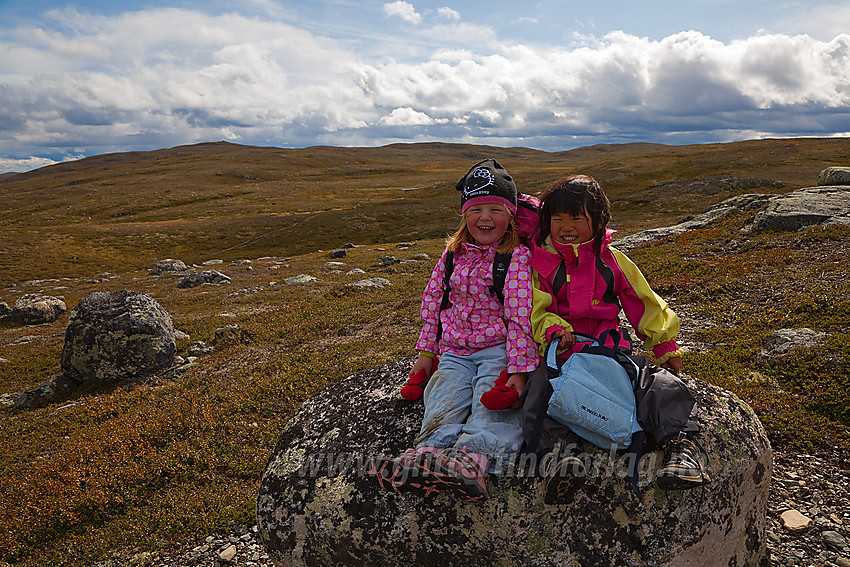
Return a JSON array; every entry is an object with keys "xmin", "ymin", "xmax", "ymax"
[
  {"xmin": 656, "ymin": 433, "xmax": 711, "ymax": 490},
  {"xmin": 543, "ymin": 450, "xmax": 587, "ymax": 504}
]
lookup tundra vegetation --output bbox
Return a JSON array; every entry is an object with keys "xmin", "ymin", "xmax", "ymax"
[{"xmin": 0, "ymin": 139, "xmax": 848, "ymax": 566}]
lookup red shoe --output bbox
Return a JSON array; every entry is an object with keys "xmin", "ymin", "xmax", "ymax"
[
  {"xmin": 366, "ymin": 449, "xmax": 434, "ymax": 495},
  {"xmin": 432, "ymin": 449, "xmax": 488, "ymax": 502}
]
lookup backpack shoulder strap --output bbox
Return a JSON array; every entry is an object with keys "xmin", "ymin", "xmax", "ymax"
[
  {"xmin": 436, "ymin": 250, "xmax": 454, "ymax": 342},
  {"xmin": 489, "ymin": 251, "xmax": 512, "ymax": 304},
  {"xmin": 551, "ymin": 259, "xmax": 567, "ymax": 298}
]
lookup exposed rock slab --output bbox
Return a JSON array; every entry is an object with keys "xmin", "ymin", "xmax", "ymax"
[
  {"xmin": 764, "ymin": 328, "xmax": 826, "ymax": 355},
  {"xmin": 613, "ymin": 193, "xmax": 774, "ymax": 251},
  {"xmin": 752, "ymin": 186, "xmax": 850, "ymax": 232},
  {"xmin": 257, "ymin": 358, "xmax": 772, "ymax": 567},
  {"xmin": 615, "ymin": 185, "xmax": 850, "ymax": 251}
]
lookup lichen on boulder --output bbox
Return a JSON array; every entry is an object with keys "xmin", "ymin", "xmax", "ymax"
[
  {"xmin": 257, "ymin": 357, "xmax": 772, "ymax": 567},
  {"xmin": 60, "ymin": 290, "xmax": 176, "ymax": 383},
  {"xmin": 11, "ymin": 293, "xmax": 67, "ymax": 325}
]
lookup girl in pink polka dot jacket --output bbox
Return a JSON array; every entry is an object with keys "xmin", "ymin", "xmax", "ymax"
[{"xmin": 367, "ymin": 158, "xmax": 537, "ymax": 502}]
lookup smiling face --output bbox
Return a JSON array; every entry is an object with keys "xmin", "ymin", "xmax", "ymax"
[
  {"xmin": 550, "ymin": 209, "xmax": 594, "ymax": 246},
  {"xmin": 465, "ymin": 204, "xmax": 511, "ymax": 246}
]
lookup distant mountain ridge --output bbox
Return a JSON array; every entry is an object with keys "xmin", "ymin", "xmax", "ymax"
[{"xmin": 0, "ymin": 138, "xmax": 847, "ymax": 284}]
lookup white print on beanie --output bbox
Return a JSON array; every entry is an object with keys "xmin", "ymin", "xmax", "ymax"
[{"xmin": 463, "ymin": 168, "xmax": 496, "ymax": 199}]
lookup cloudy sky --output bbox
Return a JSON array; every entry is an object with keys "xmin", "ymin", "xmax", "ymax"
[{"xmin": 1, "ymin": 0, "xmax": 849, "ymax": 172}]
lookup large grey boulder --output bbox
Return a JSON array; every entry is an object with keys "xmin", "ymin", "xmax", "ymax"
[
  {"xmin": 10, "ymin": 293, "xmax": 67, "ymax": 324},
  {"xmin": 752, "ymin": 186, "xmax": 850, "ymax": 232},
  {"xmin": 257, "ymin": 358, "xmax": 772, "ymax": 567},
  {"xmin": 60, "ymin": 290, "xmax": 176, "ymax": 383},
  {"xmin": 817, "ymin": 167, "xmax": 850, "ymax": 186}
]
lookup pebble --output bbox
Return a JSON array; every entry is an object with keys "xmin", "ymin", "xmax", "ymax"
[
  {"xmin": 823, "ymin": 530, "xmax": 848, "ymax": 551},
  {"xmin": 781, "ymin": 510, "xmax": 812, "ymax": 532},
  {"xmin": 218, "ymin": 544, "xmax": 237, "ymax": 562}
]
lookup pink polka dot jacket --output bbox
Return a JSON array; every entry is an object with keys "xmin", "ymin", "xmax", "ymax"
[{"xmin": 415, "ymin": 242, "xmax": 538, "ymax": 374}]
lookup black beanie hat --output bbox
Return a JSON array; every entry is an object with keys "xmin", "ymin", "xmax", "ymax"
[{"xmin": 455, "ymin": 158, "xmax": 518, "ymax": 214}]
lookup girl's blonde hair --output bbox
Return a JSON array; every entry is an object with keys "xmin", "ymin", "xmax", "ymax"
[{"xmin": 445, "ymin": 205, "xmax": 520, "ymax": 253}]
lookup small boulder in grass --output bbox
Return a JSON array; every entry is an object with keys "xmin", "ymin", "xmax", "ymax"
[
  {"xmin": 178, "ymin": 270, "xmax": 231, "ymax": 288},
  {"xmin": 154, "ymin": 259, "xmax": 189, "ymax": 274},
  {"xmin": 11, "ymin": 294, "xmax": 67, "ymax": 324}
]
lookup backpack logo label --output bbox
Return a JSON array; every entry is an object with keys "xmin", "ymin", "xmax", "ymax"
[{"xmin": 581, "ymin": 404, "xmax": 609, "ymax": 421}]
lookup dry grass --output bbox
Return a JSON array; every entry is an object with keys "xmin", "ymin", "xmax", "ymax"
[{"xmin": 0, "ymin": 139, "xmax": 849, "ymax": 566}]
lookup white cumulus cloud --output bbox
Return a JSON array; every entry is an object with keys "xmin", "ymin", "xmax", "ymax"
[
  {"xmin": 0, "ymin": 5, "xmax": 848, "ymax": 171},
  {"xmin": 438, "ymin": 7, "xmax": 461, "ymax": 21},
  {"xmin": 383, "ymin": 2, "xmax": 422, "ymax": 25}
]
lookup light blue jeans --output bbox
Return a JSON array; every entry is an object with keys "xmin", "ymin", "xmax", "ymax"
[{"xmin": 416, "ymin": 344, "xmax": 523, "ymax": 474}]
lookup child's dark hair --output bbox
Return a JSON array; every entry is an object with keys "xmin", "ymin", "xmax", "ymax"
[{"xmin": 536, "ymin": 174, "xmax": 611, "ymax": 254}]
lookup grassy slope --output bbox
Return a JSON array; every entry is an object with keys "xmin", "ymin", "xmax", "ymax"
[
  {"xmin": 1, "ymin": 138, "xmax": 845, "ymax": 283},
  {"xmin": 0, "ymin": 138, "xmax": 848, "ymax": 566}
]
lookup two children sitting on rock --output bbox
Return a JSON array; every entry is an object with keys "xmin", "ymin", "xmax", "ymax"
[{"xmin": 367, "ymin": 161, "xmax": 710, "ymax": 503}]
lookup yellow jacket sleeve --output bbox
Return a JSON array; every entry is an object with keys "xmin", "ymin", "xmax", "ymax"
[{"xmin": 610, "ymin": 248, "xmax": 682, "ymax": 362}]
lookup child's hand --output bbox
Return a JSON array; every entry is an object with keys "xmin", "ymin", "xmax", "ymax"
[
  {"xmin": 401, "ymin": 355, "xmax": 436, "ymax": 401},
  {"xmin": 661, "ymin": 356, "xmax": 683, "ymax": 375},
  {"xmin": 481, "ymin": 370, "xmax": 524, "ymax": 410},
  {"xmin": 409, "ymin": 355, "xmax": 433, "ymax": 379},
  {"xmin": 551, "ymin": 329, "xmax": 576, "ymax": 350},
  {"xmin": 505, "ymin": 373, "xmax": 527, "ymax": 408}
]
